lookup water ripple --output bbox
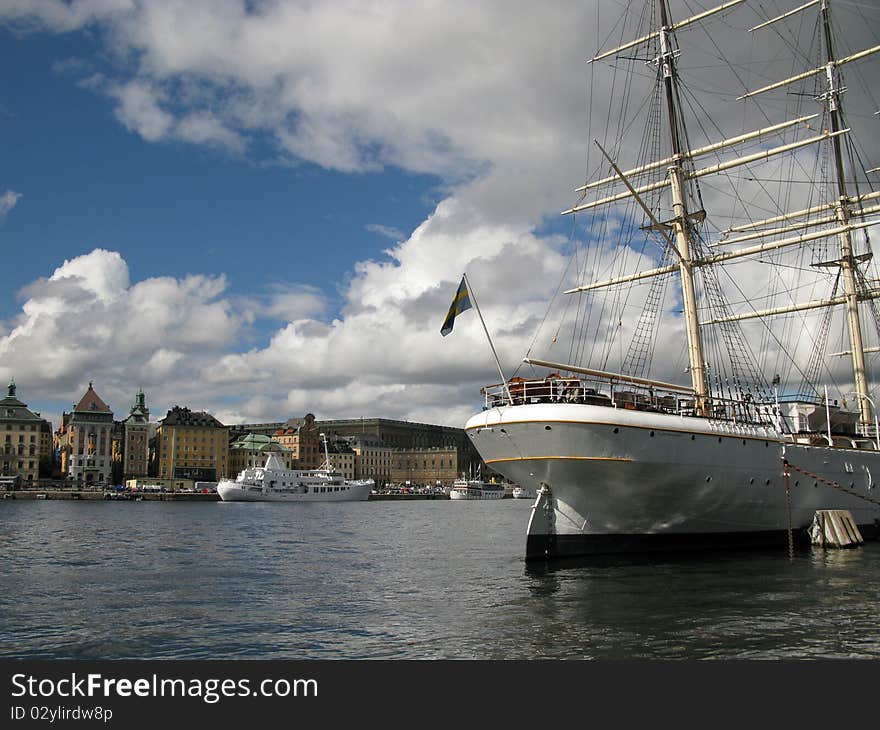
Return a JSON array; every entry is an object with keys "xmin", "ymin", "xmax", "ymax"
[{"xmin": 1, "ymin": 500, "xmax": 879, "ymax": 658}]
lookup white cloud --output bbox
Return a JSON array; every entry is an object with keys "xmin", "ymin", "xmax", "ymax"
[
  {"xmin": 0, "ymin": 249, "xmax": 241, "ymax": 414},
  {"xmin": 1, "ymin": 1, "xmax": 877, "ymax": 429},
  {"xmin": 0, "ymin": 189, "xmax": 22, "ymax": 218},
  {"xmin": 109, "ymin": 80, "xmax": 174, "ymax": 141}
]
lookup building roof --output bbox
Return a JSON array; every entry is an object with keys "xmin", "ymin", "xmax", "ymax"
[
  {"xmin": 73, "ymin": 382, "xmax": 112, "ymax": 414},
  {"xmin": 161, "ymin": 406, "xmax": 225, "ymax": 428},
  {"xmin": 0, "ymin": 380, "xmax": 45, "ymax": 423},
  {"xmin": 230, "ymin": 433, "xmax": 289, "ymax": 452}
]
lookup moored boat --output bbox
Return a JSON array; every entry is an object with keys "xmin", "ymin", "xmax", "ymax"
[
  {"xmin": 463, "ymin": 0, "xmax": 880, "ymax": 559},
  {"xmin": 217, "ymin": 435, "xmax": 373, "ymax": 502},
  {"xmin": 449, "ymin": 478, "xmax": 505, "ymax": 500}
]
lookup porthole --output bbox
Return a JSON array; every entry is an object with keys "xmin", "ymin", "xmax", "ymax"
[
  {"xmin": 650, "ymin": 431, "xmax": 655, "ymax": 437},
  {"xmin": 500, "ymin": 428, "xmax": 507, "ymax": 433},
  {"xmin": 765, "ymin": 479, "xmax": 771, "ymax": 485},
  {"xmin": 795, "ymin": 481, "xmax": 799, "ymax": 487},
  {"xmin": 544, "ymin": 426, "xmax": 552, "ymax": 431},
  {"xmin": 749, "ymin": 478, "xmax": 754, "ymax": 484},
  {"xmin": 705, "ymin": 476, "xmax": 712, "ymax": 482},
  {"xmin": 691, "ymin": 435, "xmax": 695, "ymax": 441},
  {"xmin": 613, "ymin": 428, "xmax": 619, "ymax": 434},
  {"xmin": 717, "ymin": 437, "xmax": 722, "ymax": 443}
]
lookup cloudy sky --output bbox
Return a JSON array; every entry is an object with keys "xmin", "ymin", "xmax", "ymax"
[{"xmin": 0, "ymin": 0, "xmax": 878, "ymax": 432}]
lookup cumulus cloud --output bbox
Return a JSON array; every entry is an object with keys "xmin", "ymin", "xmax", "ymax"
[
  {"xmin": 0, "ymin": 248, "xmax": 241, "ymax": 418},
  {"xmin": 1, "ymin": 1, "xmax": 878, "ymax": 428}
]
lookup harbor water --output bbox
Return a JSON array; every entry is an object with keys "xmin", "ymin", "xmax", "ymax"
[{"xmin": 1, "ymin": 499, "xmax": 879, "ymax": 659}]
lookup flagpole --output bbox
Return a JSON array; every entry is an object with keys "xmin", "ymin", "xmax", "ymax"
[{"xmin": 463, "ymin": 273, "xmax": 513, "ymax": 405}]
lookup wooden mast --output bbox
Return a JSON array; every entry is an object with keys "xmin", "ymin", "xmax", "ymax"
[
  {"xmin": 657, "ymin": 0, "xmax": 709, "ymax": 415},
  {"xmin": 820, "ymin": 0, "xmax": 873, "ymax": 429}
]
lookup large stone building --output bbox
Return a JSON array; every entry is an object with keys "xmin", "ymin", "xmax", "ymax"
[
  {"xmin": 318, "ymin": 417, "xmax": 483, "ymax": 478},
  {"xmin": 348, "ymin": 434, "xmax": 393, "ymax": 486},
  {"xmin": 0, "ymin": 380, "xmax": 53, "ymax": 485},
  {"xmin": 157, "ymin": 406, "xmax": 228, "ymax": 481},
  {"xmin": 230, "ymin": 415, "xmax": 484, "ymax": 486},
  {"xmin": 389, "ymin": 446, "xmax": 458, "ymax": 486},
  {"xmin": 61, "ymin": 382, "xmax": 115, "ymax": 485},
  {"xmin": 120, "ymin": 389, "xmax": 152, "ymax": 480}
]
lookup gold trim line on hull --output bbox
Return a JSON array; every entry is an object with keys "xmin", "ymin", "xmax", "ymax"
[{"xmin": 484, "ymin": 456, "xmax": 633, "ymax": 464}]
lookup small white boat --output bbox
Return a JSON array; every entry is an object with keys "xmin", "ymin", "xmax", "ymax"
[
  {"xmin": 512, "ymin": 486, "xmax": 534, "ymax": 500},
  {"xmin": 217, "ymin": 434, "xmax": 373, "ymax": 502},
  {"xmin": 449, "ymin": 478, "xmax": 505, "ymax": 501}
]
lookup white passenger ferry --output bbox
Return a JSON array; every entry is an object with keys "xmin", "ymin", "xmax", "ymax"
[
  {"xmin": 449, "ymin": 478, "xmax": 505, "ymax": 501},
  {"xmin": 217, "ymin": 438, "xmax": 373, "ymax": 502}
]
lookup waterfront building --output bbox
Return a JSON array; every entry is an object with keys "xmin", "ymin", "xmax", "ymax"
[
  {"xmin": 61, "ymin": 382, "xmax": 115, "ymax": 485},
  {"xmin": 348, "ymin": 434, "xmax": 392, "ymax": 487},
  {"xmin": 389, "ymin": 446, "xmax": 459, "ymax": 487},
  {"xmin": 227, "ymin": 415, "xmax": 484, "ymax": 482},
  {"xmin": 324, "ymin": 439, "xmax": 356, "ymax": 480},
  {"xmin": 318, "ymin": 417, "xmax": 484, "ymax": 478},
  {"xmin": 120, "ymin": 388, "xmax": 152, "ymax": 480},
  {"xmin": 0, "ymin": 380, "xmax": 53, "ymax": 484},
  {"xmin": 232, "ymin": 414, "xmax": 322, "ymax": 469},
  {"xmin": 157, "ymin": 406, "xmax": 228, "ymax": 481},
  {"xmin": 228, "ymin": 432, "xmax": 293, "ymax": 474}
]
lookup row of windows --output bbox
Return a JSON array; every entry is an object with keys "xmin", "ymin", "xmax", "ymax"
[
  {"xmin": 3, "ymin": 445, "xmax": 38, "ymax": 455},
  {"xmin": 3, "ymin": 423, "xmax": 41, "ymax": 431},
  {"xmin": 393, "ymin": 459, "xmax": 450, "ymax": 468},
  {"xmin": 4, "ymin": 434, "xmax": 37, "ymax": 443}
]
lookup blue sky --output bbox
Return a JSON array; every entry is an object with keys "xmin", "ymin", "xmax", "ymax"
[
  {"xmin": 0, "ymin": 25, "xmax": 441, "ymax": 321},
  {"xmin": 0, "ymin": 0, "xmax": 877, "ymax": 433},
  {"xmin": 0, "ymin": 0, "xmax": 592, "ymax": 432}
]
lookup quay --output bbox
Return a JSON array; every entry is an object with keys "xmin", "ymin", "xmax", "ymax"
[
  {"xmin": 3, "ymin": 489, "xmax": 220, "ymax": 502},
  {"xmin": 1, "ymin": 489, "xmax": 520, "ymax": 502},
  {"xmin": 368, "ymin": 492, "xmax": 449, "ymax": 500},
  {"xmin": 2, "ymin": 489, "xmax": 450, "ymax": 501}
]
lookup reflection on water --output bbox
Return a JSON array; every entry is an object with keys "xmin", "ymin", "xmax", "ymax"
[{"xmin": 1, "ymin": 500, "xmax": 878, "ymax": 659}]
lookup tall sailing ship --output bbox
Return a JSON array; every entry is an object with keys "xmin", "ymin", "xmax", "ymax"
[{"xmin": 464, "ymin": 0, "xmax": 880, "ymax": 559}]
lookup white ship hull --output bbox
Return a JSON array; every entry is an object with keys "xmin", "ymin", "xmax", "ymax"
[
  {"xmin": 512, "ymin": 487, "xmax": 534, "ymax": 499},
  {"xmin": 466, "ymin": 403, "xmax": 880, "ymax": 559},
  {"xmin": 217, "ymin": 479, "xmax": 372, "ymax": 502},
  {"xmin": 449, "ymin": 488, "xmax": 476, "ymax": 500},
  {"xmin": 449, "ymin": 489, "xmax": 505, "ymax": 500},
  {"xmin": 449, "ymin": 480, "xmax": 505, "ymax": 500}
]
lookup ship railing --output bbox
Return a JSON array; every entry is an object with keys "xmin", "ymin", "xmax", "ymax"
[{"xmin": 480, "ymin": 376, "xmax": 779, "ymax": 428}]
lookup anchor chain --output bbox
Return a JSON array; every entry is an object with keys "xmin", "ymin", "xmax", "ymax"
[{"xmin": 783, "ymin": 459, "xmax": 880, "ymax": 508}]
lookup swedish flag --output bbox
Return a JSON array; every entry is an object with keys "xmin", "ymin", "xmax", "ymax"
[{"xmin": 440, "ymin": 276, "xmax": 472, "ymax": 336}]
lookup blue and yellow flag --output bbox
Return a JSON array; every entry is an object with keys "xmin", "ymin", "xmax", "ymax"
[{"xmin": 440, "ymin": 276, "xmax": 472, "ymax": 336}]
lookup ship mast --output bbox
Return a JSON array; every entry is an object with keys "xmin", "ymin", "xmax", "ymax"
[
  {"xmin": 561, "ymin": 0, "xmax": 880, "ymax": 426},
  {"xmin": 820, "ymin": 0, "xmax": 872, "ymax": 429},
  {"xmin": 657, "ymin": 0, "xmax": 709, "ymax": 415}
]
